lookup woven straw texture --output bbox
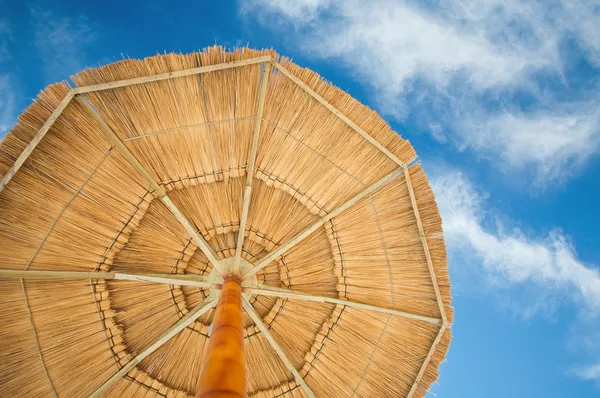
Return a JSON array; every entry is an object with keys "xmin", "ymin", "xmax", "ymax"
[{"xmin": 0, "ymin": 46, "xmax": 452, "ymax": 397}]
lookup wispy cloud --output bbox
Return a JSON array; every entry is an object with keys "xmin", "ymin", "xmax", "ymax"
[
  {"xmin": 431, "ymin": 167, "xmax": 600, "ymax": 379},
  {"xmin": 573, "ymin": 364, "xmax": 600, "ymax": 381},
  {"xmin": 0, "ymin": 7, "xmax": 97, "ymax": 137},
  {"xmin": 31, "ymin": 8, "xmax": 96, "ymax": 82},
  {"xmin": 432, "ymin": 168, "xmax": 600, "ymax": 311},
  {"xmin": 242, "ymin": 0, "xmax": 600, "ymax": 185},
  {"xmin": 459, "ymin": 105, "xmax": 600, "ymax": 184}
]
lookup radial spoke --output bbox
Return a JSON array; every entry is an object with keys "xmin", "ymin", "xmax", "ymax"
[
  {"xmin": 242, "ymin": 296, "xmax": 315, "ymax": 398},
  {"xmin": 245, "ymin": 285, "xmax": 442, "ymax": 325},
  {"xmin": 234, "ymin": 62, "xmax": 272, "ymax": 275},
  {"xmin": 89, "ymin": 297, "xmax": 217, "ymax": 397},
  {"xmin": 241, "ymin": 169, "xmax": 403, "ymax": 279},
  {"xmin": 75, "ymin": 96, "xmax": 226, "ymax": 276},
  {"xmin": 0, "ymin": 269, "xmax": 212, "ymax": 289}
]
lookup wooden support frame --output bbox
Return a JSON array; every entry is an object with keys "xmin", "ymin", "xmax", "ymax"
[
  {"xmin": 242, "ymin": 296, "xmax": 315, "ymax": 398},
  {"xmin": 401, "ymin": 163, "xmax": 447, "ymax": 324},
  {"xmin": 74, "ymin": 56, "xmax": 271, "ymax": 94},
  {"xmin": 90, "ymin": 297, "xmax": 217, "ymax": 398},
  {"xmin": 271, "ymin": 59, "xmax": 453, "ymax": 397},
  {"xmin": 271, "ymin": 61, "xmax": 406, "ymax": 168},
  {"xmin": 0, "ymin": 55, "xmax": 270, "ymax": 195},
  {"xmin": 241, "ymin": 168, "xmax": 403, "ymax": 279},
  {"xmin": 401, "ymin": 163, "xmax": 449, "ymax": 397},
  {"xmin": 245, "ymin": 285, "xmax": 442, "ymax": 325},
  {"xmin": 0, "ymin": 269, "xmax": 212, "ymax": 289},
  {"xmin": 0, "ymin": 90, "xmax": 75, "ymax": 194},
  {"xmin": 406, "ymin": 324, "xmax": 447, "ymax": 398},
  {"xmin": 74, "ymin": 95, "xmax": 226, "ymax": 276},
  {"xmin": 0, "ymin": 51, "xmax": 454, "ymax": 396},
  {"xmin": 234, "ymin": 62, "xmax": 272, "ymax": 275}
]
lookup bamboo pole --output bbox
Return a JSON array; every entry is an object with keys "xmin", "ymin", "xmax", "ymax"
[
  {"xmin": 241, "ymin": 169, "xmax": 403, "ymax": 279},
  {"xmin": 245, "ymin": 285, "xmax": 442, "ymax": 325},
  {"xmin": 0, "ymin": 269, "xmax": 212, "ymax": 289},
  {"xmin": 74, "ymin": 56, "xmax": 272, "ymax": 94},
  {"xmin": 406, "ymin": 324, "xmax": 448, "ymax": 398},
  {"xmin": 196, "ymin": 279, "xmax": 245, "ymax": 398},
  {"xmin": 90, "ymin": 297, "xmax": 217, "ymax": 398},
  {"xmin": 234, "ymin": 63, "xmax": 272, "ymax": 275},
  {"xmin": 402, "ymin": 164, "xmax": 447, "ymax": 325},
  {"xmin": 242, "ymin": 296, "xmax": 315, "ymax": 398}
]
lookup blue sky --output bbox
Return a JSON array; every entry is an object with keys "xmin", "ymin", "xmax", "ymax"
[{"xmin": 1, "ymin": 1, "xmax": 600, "ymax": 396}]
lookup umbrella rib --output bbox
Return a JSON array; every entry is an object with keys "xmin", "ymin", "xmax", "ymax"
[
  {"xmin": 402, "ymin": 164, "xmax": 448, "ymax": 324},
  {"xmin": 74, "ymin": 56, "xmax": 271, "ymax": 94},
  {"xmin": 407, "ymin": 324, "xmax": 448, "ymax": 398},
  {"xmin": 24, "ymin": 149, "xmax": 111, "ymax": 270},
  {"xmin": 20, "ymin": 279, "xmax": 59, "ymax": 398},
  {"xmin": 74, "ymin": 95, "xmax": 227, "ymax": 276},
  {"xmin": 0, "ymin": 89, "xmax": 75, "ymax": 195},
  {"xmin": 89, "ymin": 297, "xmax": 217, "ymax": 398},
  {"xmin": 272, "ymin": 61, "xmax": 406, "ymax": 168},
  {"xmin": 245, "ymin": 285, "xmax": 442, "ymax": 325},
  {"xmin": 241, "ymin": 168, "xmax": 403, "ymax": 279},
  {"xmin": 0, "ymin": 269, "xmax": 212, "ymax": 289},
  {"xmin": 234, "ymin": 62, "xmax": 272, "ymax": 274},
  {"xmin": 242, "ymin": 296, "xmax": 316, "ymax": 398}
]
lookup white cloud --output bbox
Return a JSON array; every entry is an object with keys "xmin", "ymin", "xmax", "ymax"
[
  {"xmin": 242, "ymin": 0, "xmax": 600, "ymax": 185},
  {"xmin": 31, "ymin": 8, "xmax": 96, "ymax": 82},
  {"xmin": 0, "ymin": 7, "xmax": 97, "ymax": 137},
  {"xmin": 256, "ymin": 0, "xmax": 555, "ymax": 99},
  {"xmin": 561, "ymin": 0, "xmax": 600, "ymax": 66},
  {"xmin": 574, "ymin": 364, "xmax": 600, "ymax": 381},
  {"xmin": 461, "ymin": 106, "xmax": 600, "ymax": 183},
  {"xmin": 241, "ymin": 0, "xmax": 326, "ymax": 22},
  {"xmin": 431, "ymin": 167, "xmax": 600, "ymax": 379},
  {"xmin": 431, "ymin": 169, "xmax": 600, "ymax": 311}
]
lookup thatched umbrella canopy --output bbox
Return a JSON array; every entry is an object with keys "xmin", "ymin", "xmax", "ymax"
[{"xmin": 0, "ymin": 46, "xmax": 452, "ymax": 397}]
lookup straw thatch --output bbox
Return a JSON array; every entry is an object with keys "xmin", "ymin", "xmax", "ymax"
[{"xmin": 0, "ymin": 46, "xmax": 452, "ymax": 397}]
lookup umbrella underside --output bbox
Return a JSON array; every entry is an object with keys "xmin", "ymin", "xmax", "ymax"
[{"xmin": 0, "ymin": 47, "xmax": 452, "ymax": 397}]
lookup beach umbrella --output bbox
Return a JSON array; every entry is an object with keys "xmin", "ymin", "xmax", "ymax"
[{"xmin": 0, "ymin": 46, "xmax": 452, "ymax": 397}]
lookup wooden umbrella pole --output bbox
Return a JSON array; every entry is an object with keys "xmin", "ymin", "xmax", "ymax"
[{"xmin": 196, "ymin": 278, "xmax": 246, "ymax": 398}]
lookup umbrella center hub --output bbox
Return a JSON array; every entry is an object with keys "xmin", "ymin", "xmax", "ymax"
[{"xmin": 206, "ymin": 257, "xmax": 257, "ymax": 298}]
